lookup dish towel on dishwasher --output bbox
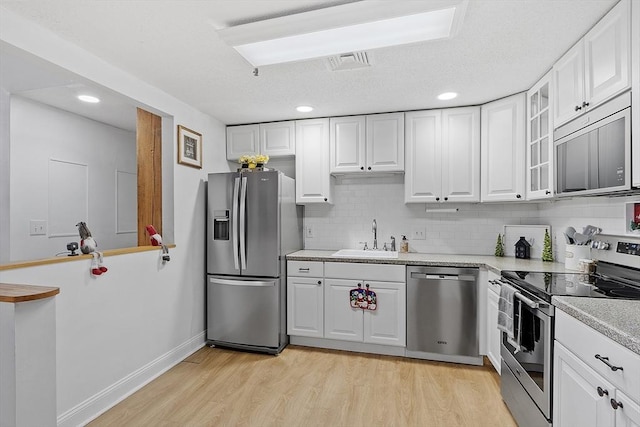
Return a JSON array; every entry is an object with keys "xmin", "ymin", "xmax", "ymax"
[{"xmin": 497, "ymin": 283, "xmax": 522, "ymax": 352}]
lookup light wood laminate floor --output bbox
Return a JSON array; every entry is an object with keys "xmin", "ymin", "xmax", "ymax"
[{"xmin": 90, "ymin": 345, "xmax": 517, "ymax": 426}]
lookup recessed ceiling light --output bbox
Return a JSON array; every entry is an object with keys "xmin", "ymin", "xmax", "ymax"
[
  {"xmin": 437, "ymin": 92, "xmax": 458, "ymax": 100},
  {"xmin": 77, "ymin": 95, "xmax": 100, "ymax": 103},
  {"xmin": 296, "ymin": 106, "xmax": 314, "ymax": 113}
]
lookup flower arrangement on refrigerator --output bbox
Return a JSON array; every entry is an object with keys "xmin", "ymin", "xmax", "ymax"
[{"xmin": 238, "ymin": 154, "xmax": 269, "ymax": 169}]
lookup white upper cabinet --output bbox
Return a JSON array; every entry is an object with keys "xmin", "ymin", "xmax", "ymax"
[
  {"xmin": 481, "ymin": 93, "xmax": 526, "ymax": 202},
  {"xmin": 405, "ymin": 107, "xmax": 480, "ymax": 203},
  {"xmin": 526, "ymin": 71, "xmax": 554, "ymax": 200},
  {"xmin": 226, "ymin": 121, "xmax": 295, "ymax": 161},
  {"xmin": 330, "ymin": 116, "xmax": 366, "ymax": 173},
  {"xmin": 259, "ymin": 121, "xmax": 296, "ymax": 157},
  {"xmin": 226, "ymin": 124, "xmax": 259, "ymax": 161},
  {"xmin": 295, "ymin": 118, "xmax": 332, "ymax": 204},
  {"xmin": 441, "ymin": 107, "xmax": 481, "ymax": 202},
  {"xmin": 553, "ymin": 0, "xmax": 630, "ymax": 127},
  {"xmin": 330, "ymin": 113, "xmax": 404, "ymax": 174},
  {"xmin": 366, "ymin": 113, "xmax": 405, "ymax": 172}
]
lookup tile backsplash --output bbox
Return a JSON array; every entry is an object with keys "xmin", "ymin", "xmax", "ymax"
[{"xmin": 302, "ymin": 175, "xmax": 639, "ymax": 262}]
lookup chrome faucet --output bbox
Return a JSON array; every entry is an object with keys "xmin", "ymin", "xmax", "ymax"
[
  {"xmin": 390, "ymin": 236, "xmax": 396, "ymax": 251},
  {"xmin": 372, "ymin": 219, "xmax": 378, "ymax": 250}
]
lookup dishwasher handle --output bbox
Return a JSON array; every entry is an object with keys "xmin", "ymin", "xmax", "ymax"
[{"xmin": 410, "ymin": 272, "xmax": 476, "ymax": 281}]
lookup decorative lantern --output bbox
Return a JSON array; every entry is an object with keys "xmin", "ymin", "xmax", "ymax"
[{"xmin": 515, "ymin": 236, "xmax": 531, "ymax": 259}]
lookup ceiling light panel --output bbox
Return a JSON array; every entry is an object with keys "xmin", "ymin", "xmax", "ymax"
[{"xmin": 218, "ymin": 0, "xmax": 467, "ymax": 67}]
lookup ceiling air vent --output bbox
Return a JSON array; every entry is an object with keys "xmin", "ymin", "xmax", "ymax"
[{"xmin": 327, "ymin": 51, "xmax": 372, "ymax": 71}]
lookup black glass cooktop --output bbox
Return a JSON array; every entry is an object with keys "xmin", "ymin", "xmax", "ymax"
[{"xmin": 501, "ymin": 270, "xmax": 640, "ymax": 303}]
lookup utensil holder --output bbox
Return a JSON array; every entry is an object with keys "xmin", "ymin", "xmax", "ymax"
[{"xmin": 565, "ymin": 245, "xmax": 591, "ymax": 270}]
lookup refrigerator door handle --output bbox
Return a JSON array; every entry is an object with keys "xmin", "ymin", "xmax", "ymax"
[
  {"xmin": 239, "ymin": 176, "xmax": 248, "ymax": 270},
  {"xmin": 209, "ymin": 277, "xmax": 275, "ymax": 287},
  {"xmin": 232, "ymin": 177, "xmax": 240, "ymax": 270}
]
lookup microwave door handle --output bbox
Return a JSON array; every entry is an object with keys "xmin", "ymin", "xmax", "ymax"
[
  {"xmin": 239, "ymin": 176, "xmax": 248, "ymax": 270},
  {"xmin": 232, "ymin": 177, "xmax": 240, "ymax": 270}
]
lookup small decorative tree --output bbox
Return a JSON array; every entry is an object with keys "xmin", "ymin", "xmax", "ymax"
[
  {"xmin": 494, "ymin": 234, "xmax": 504, "ymax": 257},
  {"xmin": 542, "ymin": 228, "xmax": 554, "ymax": 262}
]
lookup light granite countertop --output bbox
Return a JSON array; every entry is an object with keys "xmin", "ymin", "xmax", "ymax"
[
  {"xmin": 287, "ymin": 250, "xmax": 640, "ymax": 355},
  {"xmin": 552, "ymin": 297, "xmax": 640, "ymax": 355},
  {"xmin": 286, "ymin": 250, "xmax": 570, "ymax": 274}
]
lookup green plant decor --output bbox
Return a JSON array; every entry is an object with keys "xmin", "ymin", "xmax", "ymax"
[
  {"xmin": 494, "ymin": 234, "xmax": 505, "ymax": 257},
  {"xmin": 542, "ymin": 228, "xmax": 554, "ymax": 262}
]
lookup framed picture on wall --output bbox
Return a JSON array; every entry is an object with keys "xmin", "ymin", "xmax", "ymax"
[{"xmin": 177, "ymin": 125, "xmax": 202, "ymax": 169}]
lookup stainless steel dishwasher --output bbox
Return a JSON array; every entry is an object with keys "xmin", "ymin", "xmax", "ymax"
[{"xmin": 406, "ymin": 266, "xmax": 482, "ymax": 365}]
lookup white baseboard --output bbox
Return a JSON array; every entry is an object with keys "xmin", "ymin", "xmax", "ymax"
[{"xmin": 57, "ymin": 331, "xmax": 206, "ymax": 427}]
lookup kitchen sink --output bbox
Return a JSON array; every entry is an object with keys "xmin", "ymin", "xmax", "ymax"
[{"xmin": 331, "ymin": 249, "xmax": 399, "ymax": 259}]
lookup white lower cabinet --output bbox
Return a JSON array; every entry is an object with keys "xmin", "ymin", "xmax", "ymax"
[
  {"xmin": 616, "ymin": 391, "xmax": 640, "ymax": 427},
  {"xmin": 324, "ymin": 278, "xmax": 406, "ymax": 346},
  {"xmin": 287, "ymin": 261, "xmax": 324, "ymax": 338},
  {"xmin": 485, "ymin": 271, "xmax": 501, "ymax": 374},
  {"xmin": 289, "ymin": 261, "xmax": 406, "ymax": 349},
  {"xmin": 555, "ymin": 342, "xmax": 616, "ymax": 427},
  {"xmin": 324, "ymin": 279, "xmax": 364, "ymax": 342},
  {"xmin": 287, "ymin": 276, "xmax": 324, "ymax": 338},
  {"xmin": 554, "ymin": 310, "xmax": 640, "ymax": 427}
]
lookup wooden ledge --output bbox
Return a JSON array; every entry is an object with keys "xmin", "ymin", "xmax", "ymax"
[
  {"xmin": 0, "ymin": 283, "xmax": 60, "ymax": 303},
  {"xmin": 0, "ymin": 244, "xmax": 176, "ymax": 271}
]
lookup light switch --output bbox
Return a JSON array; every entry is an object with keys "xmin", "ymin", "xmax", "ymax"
[
  {"xmin": 306, "ymin": 225, "xmax": 314, "ymax": 238},
  {"xmin": 30, "ymin": 220, "xmax": 47, "ymax": 236},
  {"xmin": 411, "ymin": 228, "xmax": 425, "ymax": 240}
]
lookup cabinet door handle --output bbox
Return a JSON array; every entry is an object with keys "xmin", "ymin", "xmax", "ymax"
[
  {"xmin": 298, "ymin": 268, "xmax": 310, "ymax": 273},
  {"xmin": 610, "ymin": 399, "xmax": 623, "ymax": 410},
  {"xmin": 367, "ymin": 166, "xmax": 371, "ymax": 170},
  {"xmin": 582, "ymin": 101, "xmax": 590, "ymax": 108},
  {"xmin": 444, "ymin": 196, "xmax": 449, "ymax": 201},
  {"xmin": 317, "ymin": 280, "xmax": 322, "ymax": 285},
  {"xmin": 516, "ymin": 194, "xmax": 522, "ymax": 199},
  {"xmin": 595, "ymin": 354, "xmax": 623, "ymax": 371},
  {"xmin": 436, "ymin": 197, "xmax": 440, "ymax": 201},
  {"xmin": 360, "ymin": 166, "xmax": 364, "ymax": 170},
  {"xmin": 575, "ymin": 105, "xmax": 582, "ymax": 111},
  {"xmin": 324, "ymin": 197, "xmax": 328, "ymax": 202},
  {"xmin": 596, "ymin": 386, "xmax": 609, "ymax": 397},
  {"xmin": 545, "ymin": 190, "xmax": 551, "ymax": 195}
]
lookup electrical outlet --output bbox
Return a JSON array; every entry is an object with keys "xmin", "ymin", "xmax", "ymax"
[
  {"xmin": 306, "ymin": 225, "xmax": 314, "ymax": 238},
  {"xmin": 411, "ymin": 228, "xmax": 425, "ymax": 240},
  {"xmin": 30, "ymin": 220, "xmax": 47, "ymax": 236}
]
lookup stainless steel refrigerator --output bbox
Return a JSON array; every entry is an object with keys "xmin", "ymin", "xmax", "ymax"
[{"xmin": 206, "ymin": 170, "xmax": 302, "ymax": 354}]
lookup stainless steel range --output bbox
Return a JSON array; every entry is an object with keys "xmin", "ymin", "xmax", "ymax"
[{"xmin": 498, "ymin": 234, "xmax": 640, "ymax": 427}]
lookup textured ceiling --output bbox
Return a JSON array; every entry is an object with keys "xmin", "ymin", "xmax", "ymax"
[{"xmin": 0, "ymin": 0, "xmax": 619, "ymax": 125}]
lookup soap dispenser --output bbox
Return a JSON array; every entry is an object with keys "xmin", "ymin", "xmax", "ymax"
[{"xmin": 400, "ymin": 235, "xmax": 409, "ymax": 253}]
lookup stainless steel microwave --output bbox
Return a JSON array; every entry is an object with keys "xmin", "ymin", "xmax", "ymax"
[{"xmin": 554, "ymin": 92, "xmax": 631, "ymax": 197}]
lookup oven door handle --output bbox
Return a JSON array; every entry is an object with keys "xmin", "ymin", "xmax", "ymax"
[{"xmin": 515, "ymin": 292, "xmax": 540, "ymax": 309}]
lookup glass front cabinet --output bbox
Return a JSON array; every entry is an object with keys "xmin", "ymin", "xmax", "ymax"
[{"xmin": 526, "ymin": 71, "xmax": 554, "ymax": 200}]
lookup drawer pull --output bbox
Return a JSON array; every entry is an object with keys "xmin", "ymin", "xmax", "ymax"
[
  {"xmin": 610, "ymin": 399, "xmax": 623, "ymax": 410},
  {"xmin": 597, "ymin": 386, "xmax": 609, "ymax": 397},
  {"xmin": 298, "ymin": 268, "xmax": 310, "ymax": 273},
  {"xmin": 595, "ymin": 354, "xmax": 623, "ymax": 372}
]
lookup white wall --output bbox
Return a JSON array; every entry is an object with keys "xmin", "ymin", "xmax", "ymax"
[
  {"xmin": 0, "ymin": 8, "xmax": 230, "ymax": 426},
  {"xmin": 303, "ymin": 176, "xmax": 639, "ymax": 263},
  {"xmin": 537, "ymin": 194, "xmax": 640, "ymax": 262},
  {"xmin": 10, "ymin": 96, "xmax": 137, "ymax": 262},
  {"xmin": 0, "ymin": 88, "xmax": 9, "ymax": 264},
  {"xmin": 303, "ymin": 176, "xmax": 542, "ymax": 255}
]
